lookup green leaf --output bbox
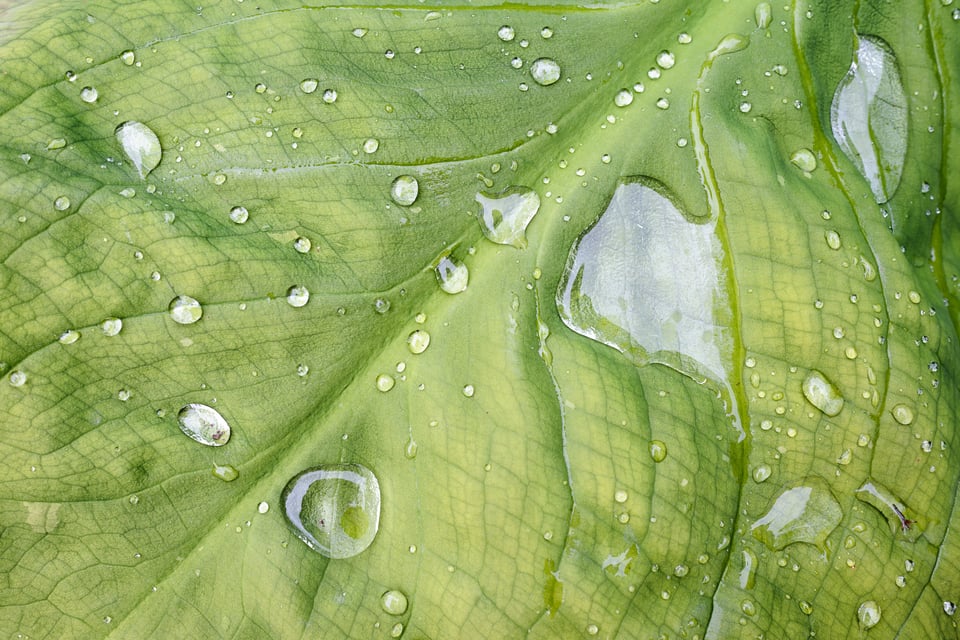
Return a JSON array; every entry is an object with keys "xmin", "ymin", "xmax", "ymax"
[{"xmin": 1, "ymin": 0, "xmax": 958, "ymax": 638}]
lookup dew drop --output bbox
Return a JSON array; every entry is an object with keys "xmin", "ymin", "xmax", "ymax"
[
  {"xmin": 475, "ymin": 186, "xmax": 541, "ymax": 248},
  {"xmin": 322, "ymin": 89, "xmax": 338, "ymax": 104},
  {"xmin": 790, "ymin": 148, "xmax": 817, "ymax": 172},
  {"xmin": 9, "ymin": 370, "xmax": 27, "ymax": 387},
  {"xmin": 739, "ymin": 102, "xmax": 753, "ymax": 113},
  {"xmin": 100, "ymin": 317, "xmax": 123, "ymax": 336},
  {"xmin": 530, "ymin": 58, "xmax": 561, "ymax": 86},
  {"xmin": 362, "ymin": 138, "xmax": 379, "ymax": 154},
  {"xmin": 229, "ymin": 206, "xmax": 249, "ymax": 224},
  {"xmin": 890, "ymin": 403, "xmax": 914, "ymax": 425},
  {"xmin": 858, "ymin": 600, "xmax": 881, "ymax": 630},
  {"xmin": 58, "ymin": 329, "xmax": 81, "ymax": 345},
  {"xmin": 80, "ymin": 86, "xmax": 99, "ymax": 103},
  {"xmin": 281, "ymin": 463, "xmax": 381, "ymax": 559},
  {"xmin": 54, "ymin": 196, "xmax": 71, "ymax": 211},
  {"xmin": 655, "ymin": 97, "xmax": 670, "ymax": 110},
  {"xmin": 649, "ymin": 440, "xmax": 668, "ymax": 462},
  {"xmin": 169, "ymin": 295, "xmax": 202, "ymax": 324},
  {"xmin": 656, "ymin": 50, "xmax": 676, "ymax": 69},
  {"xmin": 614, "ymin": 89, "xmax": 634, "ymax": 107},
  {"xmin": 286, "ymin": 285, "xmax": 310, "ymax": 308},
  {"xmin": 293, "ymin": 236, "xmax": 312, "ymax": 254},
  {"xmin": 436, "ymin": 256, "xmax": 469, "ymax": 294},
  {"xmin": 825, "ymin": 230, "xmax": 841, "ymax": 249},
  {"xmin": 120, "ymin": 50, "xmax": 135, "ymax": 65},
  {"xmin": 381, "ymin": 590, "xmax": 408, "ymax": 615},
  {"xmin": 177, "ymin": 404, "xmax": 231, "ymax": 446},
  {"xmin": 802, "ymin": 370, "xmax": 844, "ymax": 416},
  {"xmin": 945, "ymin": 601, "xmax": 957, "ymax": 616},
  {"xmin": 407, "ymin": 330, "xmax": 430, "ymax": 354},
  {"xmin": 115, "ymin": 121, "xmax": 162, "ymax": 179},
  {"xmin": 752, "ymin": 464, "xmax": 772, "ymax": 483},
  {"xmin": 755, "ymin": 3, "xmax": 772, "ymax": 29},
  {"xmin": 299, "ymin": 78, "xmax": 319, "ymax": 94},
  {"xmin": 376, "ymin": 374, "xmax": 395, "ymax": 392},
  {"xmin": 211, "ymin": 463, "xmax": 238, "ymax": 481},
  {"xmin": 497, "ymin": 25, "xmax": 516, "ymax": 42},
  {"xmin": 390, "ymin": 175, "xmax": 419, "ymax": 206}
]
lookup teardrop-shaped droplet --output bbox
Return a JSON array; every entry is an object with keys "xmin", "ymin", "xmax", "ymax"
[
  {"xmin": 529, "ymin": 58, "xmax": 561, "ymax": 86},
  {"xmin": 475, "ymin": 186, "xmax": 541, "ymax": 248},
  {"xmin": 282, "ymin": 463, "xmax": 381, "ymax": 559},
  {"xmin": 177, "ymin": 403, "xmax": 231, "ymax": 446},
  {"xmin": 801, "ymin": 370, "xmax": 844, "ymax": 416},
  {"xmin": 436, "ymin": 256, "xmax": 469, "ymax": 294},
  {"xmin": 169, "ymin": 295, "xmax": 203, "ymax": 324},
  {"xmin": 390, "ymin": 175, "xmax": 419, "ymax": 206},
  {"xmin": 830, "ymin": 34, "xmax": 907, "ymax": 203},
  {"xmin": 750, "ymin": 478, "xmax": 842, "ymax": 552},
  {"xmin": 115, "ymin": 121, "xmax": 162, "ymax": 179}
]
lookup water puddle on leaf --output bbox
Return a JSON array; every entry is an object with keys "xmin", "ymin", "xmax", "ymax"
[
  {"xmin": 830, "ymin": 34, "xmax": 907, "ymax": 203},
  {"xmin": 855, "ymin": 479, "xmax": 921, "ymax": 541},
  {"xmin": 750, "ymin": 477, "xmax": 842, "ymax": 552},
  {"xmin": 556, "ymin": 178, "xmax": 730, "ymax": 382},
  {"xmin": 281, "ymin": 463, "xmax": 381, "ymax": 559}
]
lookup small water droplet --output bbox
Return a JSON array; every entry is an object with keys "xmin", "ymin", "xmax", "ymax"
[
  {"xmin": 497, "ymin": 25, "xmax": 515, "ymax": 41},
  {"xmin": 540, "ymin": 26, "xmax": 553, "ymax": 38},
  {"xmin": 404, "ymin": 436, "xmax": 418, "ymax": 459},
  {"xmin": 299, "ymin": 78, "xmax": 319, "ymax": 94},
  {"xmin": 390, "ymin": 175, "xmax": 419, "ymax": 206},
  {"xmin": 286, "ymin": 285, "xmax": 310, "ymax": 308},
  {"xmin": 586, "ymin": 624, "xmax": 599, "ymax": 636},
  {"xmin": 322, "ymin": 89, "xmax": 338, "ymax": 104},
  {"xmin": 293, "ymin": 236, "xmax": 312, "ymax": 253},
  {"xmin": 178, "ymin": 404, "xmax": 231, "ymax": 446},
  {"xmin": 790, "ymin": 148, "xmax": 817, "ymax": 172},
  {"xmin": 752, "ymin": 464, "xmax": 772, "ymax": 483},
  {"xmin": 656, "ymin": 50, "xmax": 676, "ymax": 69},
  {"xmin": 255, "ymin": 83, "xmax": 267, "ymax": 93},
  {"xmin": 890, "ymin": 403, "xmax": 914, "ymax": 425},
  {"xmin": 825, "ymin": 230, "xmax": 841, "ymax": 249},
  {"xmin": 529, "ymin": 58, "xmax": 561, "ymax": 86},
  {"xmin": 115, "ymin": 121, "xmax": 162, "ymax": 179},
  {"xmin": 119, "ymin": 50, "xmax": 135, "ymax": 65},
  {"xmin": 741, "ymin": 600, "xmax": 757, "ymax": 617},
  {"xmin": 475, "ymin": 186, "xmax": 541, "ymax": 248},
  {"xmin": 80, "ymin": 86, "xmax": 98, "ymax": 103},
  {"xmin": 100, "ymin": 317, "xmax": 122, "ymax": 336},
  {"xmin": 281, "ymin": 463, "xmax": 381, "ymax": 559},
  {"xmin": 802, "ymin": 370, "xmax": 844, "ymax": 416},
  {"xmin": 945, "ymin": 601, "xmax": 957, "ymax": 616},
  {"xmin": 436, "ymin": 256, "xmax": 469, "ymax": 294},
  {"xmin": 381, "ymin": 590, "xmax": 408, "ymax": 615},
  {"xmin": 614, "ymin": 89, "xmax": 634, "ymax": 107},
  {"xmin": 461, "ymin": 384, "xmax": 475, "ymax": 398},
  {"xmin": 352, "ymin": 27, "xmax": 368, "ymax": 38},
  {"xmin": 54, "ymin": 196, "xmax": 71, "ymax": 211},
  {"xmin": 390, "ymin": 623, "xmax": 403, "ymax": 638},
  {"xmin": 374, "ymin": 298, "xmax": 391, "ymax": 314},
  {"xmin": 799, "ymin": 601, "xmax": 814, "ymax": 615},
  {"xmin": 739, "ymin": 102, "xmax": 753, "ymax": 113},
  {"xmin": 47, "ymin": 138, "xmax": 67, "ymax": 150},
  {"xmin": 362, "ymin": 138, "xmax": 379, "ymax": 154},
  {"xmin": 169, "ymin": 295, "xmax": 203, "ymax": 324},
  {"xmin": 649, "ymin": 440, "xmax": 668, "ymax": 462},
  {"xmin": 9, "ymin": 370, "xmax": 27, "ymax": 387},
  {"xmin": 58, "ymin": 329, "xmax": 81, "ymax": 345},
  {"xmin": 407, "ymin": 330, "xmax": 430, "ymax": 354},
  {"xmin": 229, "ymin": 206, "xmax": 249, "ymax": 224},
  {"xmin": 655, "ymin": 97, "xmax": 670, "ymax": 110},
  {"xmin": 858, "ymin": 600, "xmax": 881, "ymax": 630},
  {"xmin": 376, "ymin": 374, "xmax": 395, "ymax": 392}
]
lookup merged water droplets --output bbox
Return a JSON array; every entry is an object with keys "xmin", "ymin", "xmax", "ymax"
[
  {"xmin": 115, "ymin": 121, "xmax": 162, "ymax": 179},
  {"xmin": 831, "ymin": 34, "xmax": 907, "ymax": 203},
  {"xmin": 475, "ymin": 186, "xmax": 541, "ymax": 248},
  {"xmin": 751, "ymin": 478, "xmax": 842, "ymax": 552},
  {"xmin": 177, "ymin": 403, "xmax": 231, "ymax": 446},
  {"xmin": 281, "ymin": 463, "xmax": 381, "ymax": 559}
]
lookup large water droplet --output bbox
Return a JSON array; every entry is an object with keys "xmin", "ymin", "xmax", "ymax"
[
  {"xmin": 9, "ymin": 370, "xmax": 27, "ymax": 387},
  {"xmin": 390, "ymin": 175, "xmax": 419, "ymax": 206},
  {"xmin": 890, "ymin": 403, "xmax": 914, "ymax": 425},
  {"xmin": 436, "ymin": 256, "xmax": 469, "ymax": 294},
  {"xmin": 755, "ymin": 2, "xmax": 772, "ymax": 28},
  {"xmin": 529, "ymin": 58, "xmax": 561, "ymax": 86},
  {"xmin": 649, "ymin": 440, "xmax": 668, "ymax": 462},
  {"xmin": 286, "ymin": 285, "xmax": 310, "ymax": 308},
  {"xmin": 856, "ymin": 479, "xmax": 920, "ymax": 540},
  {"xmin": 281, "ymin": 463, "xmax": 381, "ymax": 559},
  {"xmin": 229, "ymin": 206, "xmax": 249, "ymax": 224},
  {"xmin": 831, "ymin": 34, "xmax": 907, "ymax": 203},
  {"xmin": 381, "ymin": 590, "xmax": 408, "ymax": 615},
  {"xmin": 169, "ymin": 295, "xmax": 203, "ymax": 324},
  {"xmin": 557, "ymin": 178, "xmax": 729, "ymax": 381},
  {"xmin": 80, "ymin": 86, "xmax": 99, "ymax": 103},
  {"xmin": 858, "ymin": 600, "xmax": 881, "ymax": 631},
  {"xmin": 751, "ymin": 478, "xmax": 842, "ymax": 551},
  {"xmin": 407, "ymin": 329, "xmax": 430, "ymax": 354},
  {"xmin": 115, "ymin": 121, "xmax": 162, "ymax": 179},
  {"xmin": 101, "ymin": 317, "xmax": 123, "ymax": 336},
  {"xmin": 475, "ymin": 186, "xmax": 541, "ymax": 249},
  {"xmin": 177, "ymin": 403, "xmax": 231, "ymax": 446},
  {"xmin": 801, "ymin": 370, "xmax": 844, "ymax": 416},
  {"xmin": 299, "ymin": 78, "xmax": 319, "ymax": 94}
]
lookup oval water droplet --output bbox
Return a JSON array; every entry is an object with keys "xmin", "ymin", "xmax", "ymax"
[
  {"xmin": 9, "ymin": 370, "xmax": 27, "ymax": 387},
  {"xmin": 120, "ymin": 50, "xmax": 135, "ymax": 65},
  {"xmin": 890, "ymin": 403, "xmax": 914, "ymax": 425},
  {"xmin": 858, "ymin": 600, "xmax": 881, "ymax": 630},
  {"xmin": 286, "ymin": 285, "xmax": 310, "ymax": 308},
  {"xmin": 751, "ymin": 478, "xmax": 842, "ymax": 551},
  {"xmin": 475, "ymin": 186, "xmax": 541, "ymax": 248},
  {"xmin": 281, "ymin": 463, "xmax": 381, "ymax": 559},
  {"xmin": 407, "ymin": 330, "xmax": 430, "ymax": 354},
  {"xmin": 755, "ymin": 2, "xmax": 772, "ymax": 28},
  {"xmin": 58, "ymin": 329, "xmax": 80, "ymax": 345},
  {"xmin": 299, "ymin": 78, "xmax": 319, "ymax": 94},
  {"xmin": 229, "ymin": 206, "xmax": 249, "ymax": 224},
  {"xmin": 212, "ymin": 463, "xmax": 239, "ymax": 482},
  {"xmin": 376, "ymin": 374, "xmax": 395, "ymax": 392},
  {"xmin": 322, "ymin": 88, "xmax": 338, "ymax": 104},
  {"xmin": 177, "ymin": 403, "xmax": 231, "ymax": 446},
  {"xmin": 115, "ymin": 121, "xmax": 162, "ymax": 179},
  {"xmin": 169, "ymin": 295, "xmax": 203, "ymax": 324},
  {"xmin": 790, "ymin": 148, "xmax": 817, "ymax": 172},
  {"xmin": 497, "ymin": 25, "xmax": 516, "ymax": 42},
  {"xmin": 390, "ymin": 175, "xmax": 419, "ymax": 206},
  {"xmin": 529, "ymin": 58, "xmax": 561, "ymax": 86},
  {"xmin": 80, "ymin": 86, "xmax": 98, "ymax": 103},
  {"xmin": 801, "ymin": 370, "xmax": 844, "ymax": 416},
  {"xmin": 752, "ymin": 464, "xmax": 772, "ymax": 483},
  {"xmin": 381, "ymin": 590, "xmax": 408, "ymax": 615},
  {"xmin": 649, "ymin": 440, "xmax": 667, "ymax": 462},
  {"xmin": 740, "ymin": 548, "xmax": 757, "ymax": 589},
  {"xmin": 54, "ymin": 196, "xmax": 71, "ymax": 211},
  {"xmin": 831, "ymin": 34, "xmax": 906, "ymax": 203},
  {"xmin": 436, "ymin": 256, "xmax": 469, "ymax": 294},
  {"xmin": 825, "ymin": 230, "xmax": 841, "ymax": 250},
  {"xmin": 100, "ymin": 317, "xmax": 123, "ymax": 336},
  {"xmin": 614, "ymin": 89, "xmax": 634, "ymax": 107}
]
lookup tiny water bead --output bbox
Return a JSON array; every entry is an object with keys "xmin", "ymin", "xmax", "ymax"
[
  {"xmin": 407, "ymin": 330, "xmax": 430, "ymax": 354},
  {"xmin": 381, "ymin": 590, "xmax": 408, "ymax": 615},
  {"xmin": 212, "ymin": 463, "xmax": 239, "ymax": 482},
  {"xmin": 390, "ymin": 175, "xmax": 419, "ymax": 206},
  {"xmin": 529, "ymin": 58, "xmax": 561, "ymax": 86},
  {"xmin": 80, "ymin": 86, "xmax": 99, "ymax": 103},
  {"xmin": 229, "ymin": 206, "xmax": 249, "ymax": 224},
  {"xmin": 436, "ymin": 256, "xmax": 469, "ymax": 294},
  {"xmin": 286, "ymin": 285, "xmax": 310, "ymax": 308},
  {"xmin": 101, "ymin": 317, "xmax": 123, "ymax": 336},
  {"xmin": 802, "ymin": 370, "xmax": 844, "ymax": 416},
  {"xmin": 475, "ymin": 186, "xmax": 541, "ymax": 248},
  {"xmin": 116, "ymin": 121, "xmax": 162, "ymax": 179},
  {"xmin": 281, "ymin": 463, "xmax": 381, "ymax": 559},
  {"xmin": 299, "ymin": 78, "xmax": 319, "ymax": 94},
  {"xmin": 177, "ymin": 403, "xmax": 231, "ymax": 446},
  {"xmin": 169, "ymin": 295, "xmax": 203, "ymax": 324}
]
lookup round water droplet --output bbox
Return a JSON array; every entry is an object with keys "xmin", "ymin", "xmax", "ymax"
[
  {"xmin": 281, "ymin": 463, "xmax": 381, "ymax": 559},
  {"xmin": 54, "ymin": 196, "xmax": 71, "ymax": 211},
  {"xmin": 80, "ymin": 86, "xmax": 98, "ymax": 103},
  {"xmin": 802, "ymin": 370, "xmax": 844, "ymax": 416},
  {"xmin": 293, "ymin": 236, "xmax": 312, "ymax": 253},
  {"xmin": 120, "ymin": 50, "xmax": 135, "ymax": 65},
  {"xmin": 858, "ymin": 600, "xmax": 881, "ymax": 630},
  {"xmin": 529, "ymin": 58, "xmax": 561, "ymax": 86},
  {"xmin": 100, "ymin": 317, "xmax": 123, "ymax": 336},
  {"xmin": 649, "ymin": 440, "xmax": 667, "ymax": 462},
  {"xmin": 890, "ymin": 403, "xmax": 914, "ymax": 425},
  {"xmin": 752, "ymin": 464, "xmax": 772, "ymax": 483},
  {"xmin": 229, "ymin": 206, "xmax": 249, "ymax": 224},
  {"xmin": 58, "ymin": 329, "xmax": 81, "ymax": 345},
  {"xmin": 390, "ymin": 175, "xmax": 419, "ymax": 206},
  {"xmin": 322, "ymin": 89, "xmax": 338, "ymax": 104},
  {"xmin": 374, "ymin": 298, "xmax": 391, "ymax": 314},
  {"xmin": 614, "ymin": 89, "xmax": 634, "ymax": 107},
  {"xmin": 655, "ymin": 97, "xmax": 670, "ymax": 110},
  {"xmin": 362, "ymin": 138, "xmax": 379, "ymax": 154},
  {"xmin": 614, "ymin": 489, "xmax": 628, "ymax": 503},
  {"xmin": 169, "ymin": 295, "xmax": 203, "ymax": 324},
  {"xmin": 739, "ymin": 102, "xmax": 753, "ymax": 113},
  {"xmin": 376, "ymin": 374, "xmax": 395, "ymax": 392},
  {"xmin": 178, "ymin": 403, "xmax": 231, "ymax": 446},
  {"xmin": 656, "ymin": 50, "xmax": 676, "ymax": 69},
  {"xmin": 299, "ymin": 78, "xmax": 319, "ymax": 94},
  {"xmin": 407, "ymin": 330, "xmax": 430, "ymax": 354},
  {"xmin": 286, "ymin": 285, "xmax": 310, "ymax": 308},
  {"xmin": 462, "ymin": 384, "xmax": 475, "ymax": 397},
  {"xmin": 791, "ymin": 148, "xmax": 818, "ymax": 172},
  {"xmin": 9, "ymin": 370, "xmax": 27, "ymax": 387},
  {"xmin": 381, "ymin": 590, "xmax": 408, "ymax": 615},
  {"xmin": 115, "ymin": 121, "xmax": 162, "ymax": 179},
  {"xmin": 436, "ymin": 256, "xmax": 469, "ymax": 294},
  {"xmin": 497, "ymin": 25, "xmax": 516, "ymax": 41},
  {"xmin": 540, "ymin": 26, "xmax": 554, "ymax": 38}
]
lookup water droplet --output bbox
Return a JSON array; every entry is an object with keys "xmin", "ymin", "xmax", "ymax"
[
  {"xmin": 286, "ymin": 285, "xmax": 310, "ymax": 308},
  {"xmin": 58, "ymin": 329, "xmax": 81, "ymax": 345},
  {"xmin": 169, "ymin": 295, "xmax": 203, "ymax": 324},
  {"xmin": 497, "ymin": 25, "xmax": 515, "ymax": 41},
  {"xmin": 799, "ymin": 601, "xmax": 814, "ymax": 615},
  {"xmin": 376, "ymin": 374, "xmax": 395, "ymax": 392},
  {"xmin": 751, "ymin": 478, "xmax": 842, "ymax": 551},
  {"xmin": 178, "ymin": 404, "xmax": 231, "ymax": 446},
  {"xmin": 47, "ymin": 138, "xmax": 66, "ymax": 150},
  {"xmin": 390, "ymin": 175, "xmax": 419, "ymax": 206},
  {"xmin": 739, "ymin": 102, "xmax": 753, "ymax": 113},
  {"xmin": 80, "ymin": 86, "xmax": 98, "ymax": 103},
  {"xmin": 614, "ymin": 89, "xmax": 634, "ymax": 107},
  {"xmin": 529, "ymin": 58, "xmax": 561, "ymax": 86},
  {"xmin": 475, "ymin": 186, "xmax": 541, "ymax": 249},
  {"xmin": 802, "ymin": 370, "xmax": 844, "ymax": 416},
  {"xmin": 374, "ymin": 298, "xmax": 391, "ymax": 314},
  {"xmin": 790, "ymin": 148, "xmax": 817, "ymax": 172},
  {"xmin": 404, "ymin": 437, "xmax": 418, "ymax": 459},
  {"xmin": 352, "ymin": 27, "xmax": 368, "ymax": 38},
  {"xmin": 825, "ymin": 230, "xmax": 841, "ymax": 249},
  {"xmin": 115, "ymin": 121, "xmax": 162, "ymax": 179},
  {"xmin": 741, "ymin": 600, "xmax": 757, "ymax": 617},
  {"xmin": 586, "ymin": 624, "xmax": 599, "ymax": 635},
  {"xmin": 740, "ymin": 548, "xmax": 757, "ymax": 589},
  {"xmin": 890, "ymin": 403, "xmax": 915, "ymax": 425},
  {"xmin": 858, "ymin": 600, "xmax": 881, "ymax": 630},
  {"xmin": 831, "ymin": 35, "xmax": 906, "ymax": 203},
  {"xmin": 462, "ymin": 384, "xmax": 475, "ymax": 398},
  {"xmin": 9, "ymin": 370, "xmax": 27, "ymax": 387},
  {"xmin": 752, "ymin": 464, "xmax": 772, "ymax": 483},
  {"xmin": 649, "ymin": 440, "xmax": 668, "ymax": 462},
  {"xmin": 755, "ymin": 2, "xmax": 773, "ymax": 28},
  {"xmin": 436, "ymin": 256, "xmax": 469, "ymax": 294},
  {"xmin": 54, "ymin": 195, "xmax": 71, "ymax": 211},
  {"xmin": 229, "ymin": 206, "xmax": 249, "ymax": 224},
  {"xmin": 656, "ymin": 50, "xmax": 676, "ymax": 69},
  {"xmin": 407, "ymin": 330, "xmax": 430, "ymax": 354},
  {"xmin": 293, "ymin": 236, "xmax": 312, "ymax": 253},
  {"xmin": 299, "ymin": 78, "xmax": 319, "ymax": 94},
  {"xmin": 281, "ymin": 463, "xmax": 381, "ymax": 559},
  {"xmin": 100, "ymin": 317, "xmax": 122, "ymax": 336},
  {"xmin": 119, "ymin": 50, "xmax": 135, "ymax": 65},
  {"xmin": 322, "ymin": 89, "xmax": 338, "ymax": 104},
  {"xmin": 390, "ymin": 623, "xmax": 404, "ymax": 638},
  {"xmin": 655, "ymin": 97, "xmax": 670, "ymax": 109},
  {"xmin": 362, "ymin": 138, "xmax": 379, "ymax": 154},
  {"xmin": 381, "ymin": 590, "xmax": 408, "ymax": 615},
  {"xmin": 945, "ymin": 601, "xmax": 957, "ymax": 616},
  {"xmin": 856, "ymin": 479, "xmax": 919, "ymax": 540}
]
